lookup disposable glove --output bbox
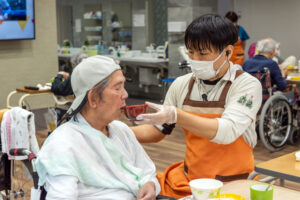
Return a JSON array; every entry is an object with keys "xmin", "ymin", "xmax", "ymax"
[{"xmin": 136, "ymin": 101, "xmax": 177, "ymax": 125}]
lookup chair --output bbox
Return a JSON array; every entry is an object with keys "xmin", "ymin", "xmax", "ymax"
[{"xmin": 249, "ymin": 68, "xmax": 294, "ymax": 152}]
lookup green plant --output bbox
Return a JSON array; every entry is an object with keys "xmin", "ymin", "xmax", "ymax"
[
  {"xmin": 84, "ymin": 40, "xmax": 90, "ymax": 46},
  {"xmin": 63, "ymin": 40, "xmax": 71, "ymax": 47}
]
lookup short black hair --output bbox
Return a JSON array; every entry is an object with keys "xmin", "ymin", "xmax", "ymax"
[
  {"xmin": 225, "ymin": 11, "xmax": 238, "ymax": 23},
  {"xmin": 185, "ymin": 14, "xmax": 238, "ymax": 53}
]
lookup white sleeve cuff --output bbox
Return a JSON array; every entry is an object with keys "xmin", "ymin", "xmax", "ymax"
[
  {"xmin": 210, "ymin": 118, "xmax": 238, "ymax": 144},
  {"xmin": 150, "ymin": 177, "xmax": 161, "ymax": 196}
]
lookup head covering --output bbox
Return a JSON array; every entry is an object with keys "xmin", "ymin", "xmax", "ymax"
[{"xmin": 68, "ymin": 55, "xmax": 121, "ymax": 114}]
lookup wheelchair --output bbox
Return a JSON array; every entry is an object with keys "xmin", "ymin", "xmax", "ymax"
[{"xmin": 250, "ymin": 68, "xmax": 300, "ymax": 152}]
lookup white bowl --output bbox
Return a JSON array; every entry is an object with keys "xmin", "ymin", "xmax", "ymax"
[{"xmin": 189, "ymin": 178, "xmax": 223, "ymax": 200}]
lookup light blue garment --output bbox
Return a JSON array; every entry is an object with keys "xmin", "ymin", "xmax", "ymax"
[{"xmin": 35, "ymin": 115, "xmax": 157, "ymax": 196}]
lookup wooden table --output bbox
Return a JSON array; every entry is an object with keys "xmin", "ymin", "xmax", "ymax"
[
  {"xmin": 7, "ymin": 88, "xmax": 74, "ymax": 109},
  {"xmin": 255, "ymin": 151, "xmax": 300, "ymax": 186},
  {"xmin": 286, "ymin": 72, "xmax": 300, "ymax": 84},
  {"xmin": 222, "ymin": 180, "xmax": 300, "ymax": 200},
  {"xmin": 181, "ymin": 180, "xmax": 300, "ymax": 200}
]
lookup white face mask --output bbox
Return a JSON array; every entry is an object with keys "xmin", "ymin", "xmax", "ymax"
[{"xmin": 189, "ymin": 50, "xmax": 227, "ymax": 80}]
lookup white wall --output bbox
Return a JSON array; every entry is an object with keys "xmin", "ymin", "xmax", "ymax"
[
  {"xmin": 0, "ymin": 0, "xmax": 58, "ymax": 108},
  {"xmin": 236, "ymin": 0, "xmax": 300, "ymax": 60}
]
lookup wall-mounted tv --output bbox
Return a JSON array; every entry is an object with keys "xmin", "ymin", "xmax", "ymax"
[{"xmin": 0, "ymin": 0, "xmax": 35, "ymax": 40}]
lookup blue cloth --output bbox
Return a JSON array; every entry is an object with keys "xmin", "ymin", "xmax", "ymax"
[
  {"xmin": 242, "ymin": 55, "xmax": 287, "ymax": 91},
  {"xmin": 236, "ymin": 25, "xmax": 249, "ymax": 41},
  {"xmin": 51, "ymin": 74, "xmax": 73, "ymax": 96}
]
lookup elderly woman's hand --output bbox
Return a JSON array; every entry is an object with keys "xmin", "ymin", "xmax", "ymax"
[
  {"xmin": 137, "ymin": 181, "xmax": 156, "ymax": 200},
  {"xmin": 136, "ymin": 102, "xmax": 177, "ymax": 125}
]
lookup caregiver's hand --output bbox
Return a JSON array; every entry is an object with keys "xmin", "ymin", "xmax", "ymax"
[
  {"xmin": 137, "ymin": 181, "xmax": 156, "ymax": 200},
  {"xmin": 136, "ymin": 102, "xmax": 177, "ymax": 125}
]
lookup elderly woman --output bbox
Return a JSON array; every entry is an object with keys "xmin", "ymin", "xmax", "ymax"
[
  {"xmin": 243, "ymin": 38, "xmax": 287, "ymax": 91},
  {"xmin": 35, "ymin": 56, "xmax": 160, "ymax": 200}
]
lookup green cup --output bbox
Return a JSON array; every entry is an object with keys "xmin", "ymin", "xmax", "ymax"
[{"xmin": 250, "ymin": 183, "xmax": 273, "ymax": 200}]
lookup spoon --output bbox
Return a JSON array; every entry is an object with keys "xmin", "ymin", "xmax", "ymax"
[{"xmin": 265, "ymin": 180, "xmax": 276, "ymax": 191}]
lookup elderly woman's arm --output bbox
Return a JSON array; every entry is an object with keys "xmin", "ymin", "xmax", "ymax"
[
  {"xmin": 131, "ymin": 124, "xmax": 166, "ymax": 143},
  {"xmin": 128, "ymin": 126, "xmax": 161, "ymax": 197},
  {"xmin": 45, "ymin": 175, "xmax": 78, "ymax": 199}
]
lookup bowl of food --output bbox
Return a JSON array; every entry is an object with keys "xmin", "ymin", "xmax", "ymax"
[
  {"xmin": 214, "ymin": 193, "xmax": 246, "ymax": 200},
  {"xmin": 122, "ymin": 104, "xmax": 147, "ymax": 121},
  {"xmin": 189, "ymin": 178, "xmax": 223, "ymax": 200}
]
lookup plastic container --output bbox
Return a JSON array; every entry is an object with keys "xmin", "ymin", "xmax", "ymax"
[
  {"xmin": 122, "ymin": 104, "xmax": 147, "ymax": 121},
  {"xmin": 250, "ymin": 183, "xmax": 273, "ymax": 200}
]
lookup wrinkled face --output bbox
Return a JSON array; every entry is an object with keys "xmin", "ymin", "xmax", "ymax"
[{"xmin": 95, "ymin": 70, "xmax": 128, "ymax": 121}]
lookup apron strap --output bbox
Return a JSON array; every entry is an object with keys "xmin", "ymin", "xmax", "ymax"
[
  {"xmin": 183, "ymin": 70, "xmax": 244, "ymax": 105},
  {"xmin": 183, "ymin": 78, "xmax": 195, "ymax": 104},
  {"xmin": 219, "ymin": 70, "xmax": 244, "ymax": 102}
]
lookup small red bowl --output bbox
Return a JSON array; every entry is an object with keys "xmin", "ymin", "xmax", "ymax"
[{"xmin": 122, "ymin": 104, "xmax": 147, "ymax": 121}]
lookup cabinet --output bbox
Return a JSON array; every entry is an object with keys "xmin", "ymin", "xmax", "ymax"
[
  {"xmin": 83, "ymin": 4, "xmax": 102, "ymax": 45},
  {"xmin": 111, "ymin": 1, "xmax": 132, "ymax": 48},
  {"xmin": 112, "ymin": 26, "xmax": 132, "ymax": 48}
]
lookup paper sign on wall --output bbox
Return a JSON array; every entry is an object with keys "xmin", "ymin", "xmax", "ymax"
[
  {"xmin": 133, "ymin": 14, "xmax": 145, "ymax": 27},
  {"xmin": 75, "ymin": 19, "xmax": 81, "ymax": 33},
  {"xmin": 168, "ymin": 21, "xmax": 186, "ymax": 32}
]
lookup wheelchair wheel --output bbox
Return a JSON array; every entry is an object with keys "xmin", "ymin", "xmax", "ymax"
[
  {"xmin": 288, "ymin": 127, "xmax": 300, "ymax": 144},
  {"xmin": 7, "ymin": 160, "xmax": 33, "ymax": 200},
  {"xmin": 259, "ymin": 95, "xmax": 292, "ymax": 152}
]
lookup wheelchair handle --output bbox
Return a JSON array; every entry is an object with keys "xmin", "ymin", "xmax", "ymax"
[
  {"xmin": 9, "ymin": 148, "xmax": 36, "ymax": 161},
  {"xmin": 9, "ymin": 148, "xmax": 31, "ymax": 156},
  {"xmin": 9, "ymin": 148, "xmax": 39, "ymax": 189}
]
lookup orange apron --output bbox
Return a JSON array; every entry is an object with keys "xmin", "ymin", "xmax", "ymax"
[
  {"xmin": 157, "ymin": 71, "xmax": 254, "ymax": 199},
  {"xmin": 230, "ymin": 26, "xmax": 244, "ymax": 66}
]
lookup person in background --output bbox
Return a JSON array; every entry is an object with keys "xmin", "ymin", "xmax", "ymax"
[
  {"xmin": 35, "ymin": 56, "xmax": 160, "ymax": 200},
  {"xmin": 273, "ymin": 43, "xmax": 297, "ymax": 70},
  {"xmin": 247, "ymin": 41, "xmax": 297, "ymax": 70},
  {"xmin": 225, "ymin": 11, "xmax": 250, "ymax": 66},
  {"xmin": 243, "ymin": 38, "xmax": 287, "ymax": 91},
  {"xmin": 51, "ymin": 53, "xmax": 88, "ymax": 96},
  {"xmin": 131, "ymin": 14, "xmax": 262, "ymax": 199}
]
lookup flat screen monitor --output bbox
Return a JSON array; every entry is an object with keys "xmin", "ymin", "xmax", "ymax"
[{"xmin": 0, "ymin": 0, "xmax": 35, "ymax": 40}]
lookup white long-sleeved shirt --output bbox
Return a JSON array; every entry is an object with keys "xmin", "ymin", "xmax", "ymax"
[
  {"xmin": 37, "ymin": 114, "xmax": 160, "ymax": 200},
  {"xmin": 164, "ymin": 64, "xmax": 262, "ymax": 148}
]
